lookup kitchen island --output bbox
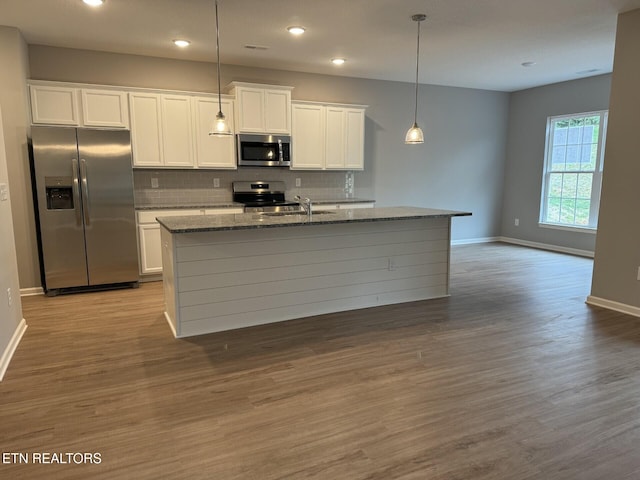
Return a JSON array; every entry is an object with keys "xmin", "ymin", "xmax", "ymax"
[{"xmin": 158, "ymin": 207, "xmax": 471, "ymax": 338}]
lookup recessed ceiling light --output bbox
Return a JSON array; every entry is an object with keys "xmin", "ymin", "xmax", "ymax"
[
  {"xmin": 287, "ymin": 26, "xmax": 306, "ymax": 35},
  {"xmin": 82, "ymin": 0, "xmax": 104, "ymax": 6},
  {"xmin": 173, "ymin": 39, "xmax": 191, "ymax": 48},
  {"xmin": 521, "ymin": 61, "xmax": 536, "ymax": 67},
  {"xmin": 331, "ymin": 58, "xmax": 346, "ymax": 65}
]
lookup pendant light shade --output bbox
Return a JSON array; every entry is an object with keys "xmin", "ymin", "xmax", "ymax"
[
  {"xmin": 405, "ymin": 14, "xmax": 426, "ymax": 145},
  {"xmin": 209, "ymin": 0, "xmax": 231, "ymax": 136}
]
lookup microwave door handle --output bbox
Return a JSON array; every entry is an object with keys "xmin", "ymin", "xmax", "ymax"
[
  {"xmin": 71, "ymin": 159, "xmax": 82, "ymax": 227},
  {"xmin": 278, "ymin": 139, "xmax": 283, "ymax": 164}
]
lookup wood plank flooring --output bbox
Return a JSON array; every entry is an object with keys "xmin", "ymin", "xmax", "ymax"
[{"xmin": 2, "ymin": 242, "xmax": 640, "ymax": 479}]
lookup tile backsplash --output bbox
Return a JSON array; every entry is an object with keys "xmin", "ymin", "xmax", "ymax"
[{"xmin": 133, "ymin": 168, "xmax": 364, "ymax": 207}]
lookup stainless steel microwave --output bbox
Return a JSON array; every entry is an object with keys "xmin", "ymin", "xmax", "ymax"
[{"xmin": 237, "ymin": 134, "xmax": 291, "ymax": 167}]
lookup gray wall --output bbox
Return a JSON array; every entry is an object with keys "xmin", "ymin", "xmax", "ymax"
[
  {"xmin": 0, "ymin": 31, "xmax": 28, "ymax": 377},
  {"xmin": 591, "ymin": 9, "xmax": 640, "ymax": 309},
  {"xmin": 501, "ymin": 74, "xmax": 612, "ymax": 253},
  {"xmin": 0, "ymin": 28, "xmax": 35, "ymax": 291}
]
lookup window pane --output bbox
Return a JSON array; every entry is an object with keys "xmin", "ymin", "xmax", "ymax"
[
  {"xmin": 560, "ymin": 198, "xmax": 576, "ymax": 224},
  {"xmin": 575, "ymin": 199, "xmax": 590, "ymax": 225},
  {"xmin": 577, "ymin": 173, "xmax": 593, "ymax": 200},
  {"xmin": 546, "ymin": 197, "xmax": 561, "ymax": 223},
  {"xmin": 551, "ymin": 146, "xmax": 566, "ymax": 170},
  {"xmin": 562, "ymin": 173, "xmax": 578, "ymax": 198},
  {"xmin": 567, "ymin": 125, "xmax": 582, "ymax": 144},
  {"xmin": 553, "ymin": 126, "xmax": 568, "ymax": 145},
  {"xmin": 549, "ymin": 173, "xmax": 563, "ymax": 197},
  {"xmin": 580, "ymin": 144, "xmax": 596, "ymax": 170},
  {"xmin": 566, "ymin": 145, "xmax": 581, "ymax": 171}
]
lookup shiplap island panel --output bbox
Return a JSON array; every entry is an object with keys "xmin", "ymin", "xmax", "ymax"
[{"xmin": 158, "ymin": 207, "xmax": 471, "ymax": 337}]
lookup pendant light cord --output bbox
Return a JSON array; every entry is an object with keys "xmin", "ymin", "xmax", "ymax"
[
  {"xmin": 215, "ymin": 0, "xmax": 223, "ymax": 115},
  {"xmin": 413, "ymin": 18, "xmax": 421, "ymax": 126}
]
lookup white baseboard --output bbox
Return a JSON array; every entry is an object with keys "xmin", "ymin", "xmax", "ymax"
[
  {"xmin": 20, "ymin": 287, "xmax": 44, "ymax": 296},
  {"xmin": 451, "ymin": 236, "xmax": 500, "ymax": 245},
  {"xmin": 164, "ymin": 312, "xmax": 178, "ymax": 338},
  {"xmin": 498, "ymin": 236, "xmax": 594, "ymax": 258},
  {"xmin": 586, "ymin": 296, "xmax": 640, "ymax": 318},
  {"xmin": 0, "ymin": 318, "xmax": 27, "ymax": 381}
]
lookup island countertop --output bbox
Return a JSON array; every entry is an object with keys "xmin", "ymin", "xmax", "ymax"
[{"xmin": 156, "ymin": 206, "xmax": 472, "ymax": 233}]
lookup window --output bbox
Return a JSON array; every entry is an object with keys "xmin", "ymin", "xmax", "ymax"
[{"xmin": 539, "ymin": 111, "xmax": 608, "ymax": 230}]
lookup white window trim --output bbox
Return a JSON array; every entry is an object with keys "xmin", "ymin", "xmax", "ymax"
[{"xmin": 538, "ymin": 110, "xmax": 608, "ymax": 231}]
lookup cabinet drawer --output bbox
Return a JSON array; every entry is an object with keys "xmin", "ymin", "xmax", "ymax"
[{"xmin": 137, "ymin": 209, "xmax": 202, "ymax": 224}]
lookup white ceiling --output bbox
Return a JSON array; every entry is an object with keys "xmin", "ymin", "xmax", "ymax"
[{"xmin": 2, "ymin": 0, "xmax": 640, "ymax": 92}]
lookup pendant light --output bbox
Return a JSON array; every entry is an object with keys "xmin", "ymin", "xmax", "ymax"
[
  {"xmin": 405, "ymin": 14, "xmax": 426, "ymax": 144},
  {"xmin": 209, "ymin": 0, "xmax": 231, "ymax": 136}
]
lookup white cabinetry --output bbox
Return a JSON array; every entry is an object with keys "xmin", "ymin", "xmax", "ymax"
[
  {"xmin": 193, "ymin": 97, "xmax": 236, "ymax": 169},
  {"xmin": 30, "ymin": 85, "xmax": 79, "ymax": 125},
  {"xmin": 81, "ymin": 89, "xmax": 129, "ymax": 128},
  {"xmin": 229, "ymin": 82, "xmax": 293, "ymax": 134},
  {"xmin": 291, "ymin": 101, "xmax": 366, "ymax": 170},
  {"xmin": 129, "ymin": 93, "xmax": 164, "ymax": 167},
  {"xmin": 137, "ymin": 207, "xmax": 242, "ymax": 275},
  {"xmin": 30, "ymin": 84, "xmax": 129, "ymax": 128},
  {"xmin": 291, "ymin": 103, "xmax": 325, "ymax": 169},
  {"xmin": 130, "ymin": 93, "xmax": 235, "ymax": 169},
  {"xmin": 161, "ymin": 95, "xmax": 194, "ymax": 167}
]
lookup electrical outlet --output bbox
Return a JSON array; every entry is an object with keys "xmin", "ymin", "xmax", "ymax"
[
  {"xmin": 0, "ymin": 183, "xmax": 8, "ymax": 201},
  {"xmin": 514, "ymin": 218, "xmax": 520, "ymax": 226},
  {"xmin": 7, "ymin": 288, "xmax": 12, "ymax": 308},
  {"xmin": 151, "ymin": 178, "xmax": 159, "ymax": 189},
  {"xmin": 295, "ymin": 178, "xmax": 301, "ymax": 187},
  {"xmin": 213, "ymin": 178, "xmax": 220, "ymax": 188}
]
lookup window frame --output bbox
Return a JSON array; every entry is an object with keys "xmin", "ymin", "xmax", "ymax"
[{"xmin": 538, "ymin": 110, "xmax": 608, "ymax": 231}]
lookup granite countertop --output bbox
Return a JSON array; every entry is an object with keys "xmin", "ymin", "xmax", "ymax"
[
  {"xmin": 308, "ymin": 197, "xmax": 375, "ymax": 205},
  {"xmin": 136, "ymin": 198, "xmax": 374, "ymax": 210},
  {"xmin": 157, "ymin": 206, "xmax": 472, "ymax": 233},
  {"xmin": 135, "ymin": 203, "xmax": 243, "ymax": 210}
]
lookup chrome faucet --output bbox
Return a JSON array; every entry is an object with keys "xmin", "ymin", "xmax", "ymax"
[{"xmin": 294, "ymin": 195, "xmax": 312, "ymax": 217}]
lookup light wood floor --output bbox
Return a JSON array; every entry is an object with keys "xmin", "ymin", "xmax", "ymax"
[{"xmin": 2, "ymin": 243, "xmax": 640, "ymax": 479}]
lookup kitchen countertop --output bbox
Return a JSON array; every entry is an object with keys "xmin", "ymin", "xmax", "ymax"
[
  {"xmin": 135, "ymin": 198, "xmax": 374, "ymax": 210},
  {"xmin": 157, "ymin": 206, "xmax": 471, "ymax": 233},
  {"xmin": 135, "ymin": 203, "xmax": 243, "ymax": 210}
]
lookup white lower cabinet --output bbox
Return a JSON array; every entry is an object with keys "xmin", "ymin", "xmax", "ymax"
[{"xmin": 137, "ymin": 208, "xmax": 243, "ymax": 275}]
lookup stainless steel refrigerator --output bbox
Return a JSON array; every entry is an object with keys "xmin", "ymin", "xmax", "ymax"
[{"xmin": 31, "ymin": 126, "xmax": 139, "ymax": 295}]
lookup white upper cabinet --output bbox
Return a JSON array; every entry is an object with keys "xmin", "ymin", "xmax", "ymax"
[
  {"xmin": 81, "ymin": 89, "xmax": 129, "ymax": 128},
  {"xmin": 129, "ymin": 92, "xmax": 164, "ymax": 167},
  {"xmin": 229, "ymin": 82, "xmax": 293, "ymax": 135},
  {"xmin": 161, "ymin": 95, "xmax": 194, "ymax": 168},
  {"xmin": 292, "ymin": 101, "xmax": 366, "ymax": 171},
  {"xmin": 193, "ymin": 97, "xmax": 236, "ymax": 169},
  {"xmin": 344, "ymin": 108, "xmax": 366, "ymax": 170},
  {"xmin": 30, "ymin": 84, "xmax": 129, "ymax": 128},
  {"xmin": 291, "ymin": 103, "xmax": 325, "ymax": 170},
  {"xmin": 30, "ymin": 85, "xmax": 80, "ymax": 126}
]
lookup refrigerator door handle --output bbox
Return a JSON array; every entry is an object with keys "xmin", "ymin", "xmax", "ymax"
[
  {"xmin": 80, "ymin": 159, "xmax": 91, "ymax": 227},
  {"xmin": 71, "ymin": 158, "xmax": 82, "ymax": 227}
]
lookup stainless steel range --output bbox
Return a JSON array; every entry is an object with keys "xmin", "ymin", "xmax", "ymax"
[{"xmin": 233, "ymin": 181, "xmax": 302, "ymax": 213}]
